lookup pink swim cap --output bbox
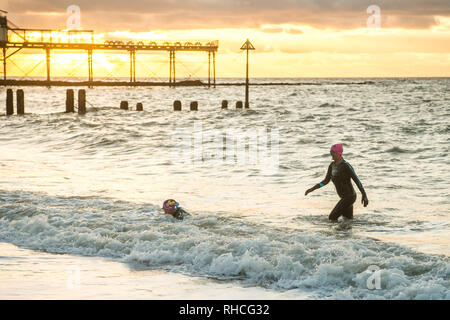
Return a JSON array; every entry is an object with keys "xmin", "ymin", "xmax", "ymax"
[{"xmin": 330, "ymin": 144, "xmax": 343, "ymax": 155}]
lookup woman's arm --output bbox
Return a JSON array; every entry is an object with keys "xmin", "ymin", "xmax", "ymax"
[
  {"xmin": 305, "ymin": 163, "xmax": 332, "ymax": 195},
  {"xmin": 345, "ymin": 162, "xmax": 369, "ymax": 206}
]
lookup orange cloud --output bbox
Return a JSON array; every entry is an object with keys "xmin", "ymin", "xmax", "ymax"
[
  {"xmin": 3, "ymin": 1, "xmax": 450, "ymax": 77},
  {"xmin": 6, "ymin": 0, "xmax": 450, "ymax": 31}
]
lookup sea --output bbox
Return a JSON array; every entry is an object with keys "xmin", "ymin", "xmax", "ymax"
[{"xmin": 0, "ymin": 77, "xmax": 449, "ymax": 299}]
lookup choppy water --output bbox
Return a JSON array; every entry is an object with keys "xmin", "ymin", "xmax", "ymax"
[{"xmin": 0, "ymin": 78, "xmax": 449, "ymax": 299}]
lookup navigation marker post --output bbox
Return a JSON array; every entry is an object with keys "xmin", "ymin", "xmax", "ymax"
[{"xmin": 240, "ymin": 39, "xmax": 255, "ymax": 109}]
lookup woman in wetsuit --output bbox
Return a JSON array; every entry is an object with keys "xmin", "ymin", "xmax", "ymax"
[
  {"xmin": 305, "ymin": 144, "xmax": 369, "ymax": 221},
  {"xmin": 162, "ymin": 199, "xmax": 190, "ymax": 220}
]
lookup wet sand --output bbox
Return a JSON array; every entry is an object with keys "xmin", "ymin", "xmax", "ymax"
[{"xmin": 0, "ymin": 242, "xmax": 306, "ymax": 300}]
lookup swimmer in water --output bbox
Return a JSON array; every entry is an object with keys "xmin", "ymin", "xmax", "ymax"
[
  {"xmin": 162, "ymin": 199, "xmax": 190, "ymax": 220},
  {"xmin": 304, "ymin": 144, "xmax": 369, "ymax": 221}
]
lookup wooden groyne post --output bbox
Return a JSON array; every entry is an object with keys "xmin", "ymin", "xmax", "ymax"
[
  {"xmin": 173, "ymin": 100, "xmax": 182, "ymax": 111},
  {"xmin": 120, "ymin": 101, "xmax": 129, "ymax": 110},
  {"xmin": 66, "ymin": 89, "xmax": 74, "ymax": 113},
  {"xmin": 16, "ymin": 89, "xmax": 24, "ymax": 115},
  {"xmin": 78, "ymin": 89, "xmax": 86, "ymax": 114},
  {"xmin": 190, "ymin": 101, "xmax": 198, "ymax": 111},
  {"xmin": 221, "ymin": 100, "xmax": 228, "ymax": 109},
  {"xmin": 6, "ymin": 89, "xmax": 13, "ymax": 115}
]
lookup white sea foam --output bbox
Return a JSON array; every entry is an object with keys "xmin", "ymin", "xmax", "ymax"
[{"xmin": 0, "ymin": 190, "xmax": 448, "ymax": 299}]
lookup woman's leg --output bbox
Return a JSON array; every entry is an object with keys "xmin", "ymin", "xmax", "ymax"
[
  {"xmin": 342, "ymin": 202, "xmax": 354, "ymax": 219},
  {"xmin": 328, "ymin": 194, "xmax": 356, "ymax": 221}
]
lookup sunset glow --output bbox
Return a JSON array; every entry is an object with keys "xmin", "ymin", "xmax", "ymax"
[{"xmin": 3, "ymin": 1, "xmax": 450, "ymax": 78}]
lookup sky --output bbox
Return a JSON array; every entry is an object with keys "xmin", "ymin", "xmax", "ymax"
[{"xmin": 2, "ymin": 0, "xmax": 450, "ymax": 78}]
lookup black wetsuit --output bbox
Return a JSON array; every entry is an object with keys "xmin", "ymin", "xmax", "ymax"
[
  {"xmin": 316, "ymin": 160, "xmax": 367, "ymax": 221},
  {"xmin": 172, "ymin": 208, "xmax": 189, "ymax": 220}
]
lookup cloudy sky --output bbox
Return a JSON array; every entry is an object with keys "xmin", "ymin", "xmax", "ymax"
[{"xmin": 2, "ymin": 0, "xmax": 450, "ymax": 77}]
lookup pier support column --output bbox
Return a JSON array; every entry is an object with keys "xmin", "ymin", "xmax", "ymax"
[
  {"xmin": 45, "ymin": 47, "xmax": 51, "ymax": 84},
  {"xmin": 129, "ymin": 51, "xmax": 132, "ymax": 83},
  {"xmin": 169, "ymin": 51, "xmax": 176, "ymax": 87},
  {"xmin": 133, "ymin": 51, "xmax": 136, "ymax": 82},
  {"xmin": 88, "ymin": 49, "xmax": 93, "ymax": 87},
  {"xmin": 16, "ymin": 89, "xmax": 24, "ymax": 115},
  {"xmin": 172, "ymin": 51, "xmax": 176, "ymax": 86},
  {"xmin": 2, "ymin": 47, "xmax": 6, "ymax": 82},
  {"xmin": 169, "ymin": 51, "xmax": 172, "ymax": 85},
  {"xmin": 129, "ymin": 50, "xmax": 136, "ymax": 83},
  {"xmin": 136, "ymin": 102, "xmax": 143, "ymax": 111},
  {"xmin": 208, "ymin": 51, "xmax": 211, "ymax": 88},
  {"xmin": 213, "ymin": 51, "xmax": 216, "ymax": 88}
]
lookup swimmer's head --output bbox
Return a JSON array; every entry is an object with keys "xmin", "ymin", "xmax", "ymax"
[
  {"xmin": 330, "ymin": 144, "xmax": 343, "ymax": 155},
  {"xmin": 330, "ymin": 144, "xmax": 343, "ymax": 161},
  {"xmin": 163, "ymin": 199, "xmax": 179, "ymax": 215}
]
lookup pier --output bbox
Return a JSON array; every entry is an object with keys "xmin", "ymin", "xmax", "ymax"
[{"xmin": 0, "ymin": 11, "xmax": 218, "ymax": 87}]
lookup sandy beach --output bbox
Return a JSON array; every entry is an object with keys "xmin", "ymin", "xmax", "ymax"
[{"xmin": 0, "ymin": 242, "xmax": 305, "ymax": 300}]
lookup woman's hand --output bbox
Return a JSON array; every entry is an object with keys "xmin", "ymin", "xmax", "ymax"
[{"xmin": 362, "ymin": 195, "xmax": 369, "ymax": 207}]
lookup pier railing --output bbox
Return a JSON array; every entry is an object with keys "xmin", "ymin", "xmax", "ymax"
[{"xmin": 1, "ymin": 15, "xmax": 218, "ymax": 86}]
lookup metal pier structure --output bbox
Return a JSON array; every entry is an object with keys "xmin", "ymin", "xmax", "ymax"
[{"xmin": 0, "ymin": 11, "xmax": 218, "ymax": 87}]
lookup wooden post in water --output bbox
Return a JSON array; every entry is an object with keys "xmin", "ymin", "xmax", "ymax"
[
  {"xmin": 120, "ymin": 101, "xmax": 129, "ymax": 110},
  {"xmin": 236, "ymin": 101, "xmax": 243, "ymax": 109},
  {"xmin": 136, "ymin": 102, "xmax": 143, "ymax": 111},
  {"xmin": 66, "ymin": 89, "xmax": 74, "ymax": 113},
  {"xmin": 190, "ymin": 101, "xmax": 198, "ymax": 111},
  {"xmin": 6, "ymin": 89, "xmax": 13, "ymax": 115},
  {"xmin": 16, "ymin": 89, "xmax": 24, "ymax": 115},
  {"xmin": 78, "ymin": 89, "xmax": 86, "ymax": 114},
  {"xmin": 221, "ymin": 100, "xmax": 228, "ymax": 109},
  {"xmin": 173, "ymin": 100, "xmax": 181, "ymax": 111}
]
